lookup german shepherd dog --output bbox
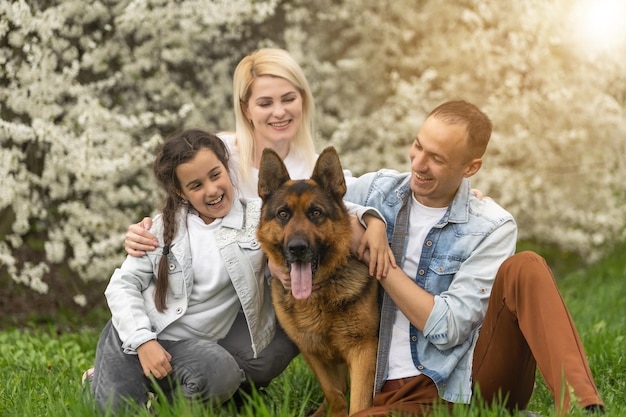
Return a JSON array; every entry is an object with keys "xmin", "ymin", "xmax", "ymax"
[{"xmin": 257, "ymin": 146, "xmax": 380, "ymax": 417}]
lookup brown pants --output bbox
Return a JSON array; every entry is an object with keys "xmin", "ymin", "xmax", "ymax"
[{"xmin": 352, "ymin": 251, "xmax": 603, "ymax": 417}]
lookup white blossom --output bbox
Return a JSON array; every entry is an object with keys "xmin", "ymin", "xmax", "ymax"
[
  {"xmin": 73, "ymin": 294, "xmax": 87, "ymax": 307},
  {"xmin": 1, "ymin": 0, "xmax": 625, "ymax": 300}
]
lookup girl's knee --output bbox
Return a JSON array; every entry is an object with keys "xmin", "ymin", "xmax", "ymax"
[
  {"xmin": 173, "ymin": 341, "xmax": 245, "ymax": 403},
  {"xmin": 177, "ymin": 363, "xmax": 244, "ymax": 403}
]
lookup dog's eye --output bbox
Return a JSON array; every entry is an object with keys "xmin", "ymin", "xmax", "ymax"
[
  {"xmin": 310, "ymin": 209, "xmax": 322, "ymax": 218},
  {"xmin": 277, "ymin": 209, "xmax": 290, "ymax": 220}
]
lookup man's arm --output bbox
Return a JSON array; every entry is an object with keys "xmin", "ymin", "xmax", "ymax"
[
  {"xmin": 380, "ymin": 267, "xmax": 435, "ymax": 331},
  {"xmin": 352, "ymin": 211, "xmax": 517, "ymax": 347},
  {"xmin": 422, "ymin": 220, "xmax": 517, "ymax": 349}
]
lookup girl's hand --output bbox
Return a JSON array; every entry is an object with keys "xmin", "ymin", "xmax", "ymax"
[
  {"xmin": 125, "ymin": 217, "xmax": 158, "ymax": 256},
  {"xmin": 351, "ymin": 214, "xmax": 397, "ymax": 280},
  {"xmin": 136, "ymin": 339, "xmax": 173, "ymax": 379}
]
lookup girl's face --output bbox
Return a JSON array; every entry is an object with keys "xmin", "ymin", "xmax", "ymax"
[
  {"xmin": 176, "ymin": 148, "xmax": 234, "ymax": 224},
  {"xmin": 243, "ymin": 75, "xmax": 303, "ymax": 151}
]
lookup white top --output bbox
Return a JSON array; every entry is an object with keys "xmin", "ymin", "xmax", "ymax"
[
  {"xmin": 219, "ymin": 133, "xmax": 354, "ymax": 199},
  {"xmin": 159, "ymin": 213, "xmax": 240, "ymax": 340},
  {"xmin": 387, "ymin": 195, "xmax": 447, "ymax": 379},
  {"xmin": 219, "ymin": 133, "xmax": 316, "ymax": 199}
]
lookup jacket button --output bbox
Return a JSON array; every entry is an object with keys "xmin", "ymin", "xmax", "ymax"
[
  {"xmin": 411, "ymin": 335, "xmax": 417, "ymax": 342},
  {"xmin": 426, "ymin": 241, "xmax": 432, "ymax": 247},
  {"xmin": 175, "ymin": 307, "xmax": 182, "ymax": 314},
  {"xmin": 417, "ymin": 365, "xmax": 424, "ymax": 370},
  {"xmin": 168, "ymin": 263, "xmax": 175, "ymax": 271},
  {"xmin": 418, "ymin": 269, "xmax": 425, "ymax": 275}
]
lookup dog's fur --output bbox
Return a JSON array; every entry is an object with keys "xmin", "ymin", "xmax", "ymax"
[{"xmin": 257, "ymin": 146, "xmax": 380, "ymax": 417}]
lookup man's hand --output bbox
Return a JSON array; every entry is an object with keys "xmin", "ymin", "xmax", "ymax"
[
  {"xmin": 125, "ymin": 217, "xmax": 158, "ymax": 256},
  {"xmin": 350, "ymin": 214, "xmax": 396, "ymax": 279},
  {"xmin": 136, "ymin": 339, "xmax": 173, "ymax": 379}
]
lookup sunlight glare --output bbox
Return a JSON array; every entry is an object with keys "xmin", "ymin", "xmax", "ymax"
[{"xmin": 571, "ymin": 0, "xmax": 626, "ymax": 52}]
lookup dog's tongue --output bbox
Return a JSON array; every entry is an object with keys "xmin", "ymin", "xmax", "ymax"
[{"xmin": 291, "ymin": 262, "xmax": 312, "ymax": 300}]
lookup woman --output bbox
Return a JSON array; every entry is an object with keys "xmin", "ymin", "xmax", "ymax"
[
  {"xmin": 125, "ymin": 48, "xmax": 392, "ymax": 274},
  {"xmin": 226, "ymin": 47, "xmax": 319, "ymax": 198},
  {"xmin": 127, "ymin": 48, "xmax": 334, "ymax": 253}
]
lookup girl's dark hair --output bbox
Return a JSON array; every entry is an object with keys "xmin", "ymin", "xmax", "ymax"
[{"xmin": 152, "ymin": 129, "xmax": 230, "ymax": 312}]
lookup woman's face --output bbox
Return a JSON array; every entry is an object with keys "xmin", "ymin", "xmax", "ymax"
[
  {"xmin": 243, "ymin": 75, "xmax": 303, "ymax": 152},
  {"xmin": 176, "ymin": 148, "xmax": 234, "ymax": 224}
]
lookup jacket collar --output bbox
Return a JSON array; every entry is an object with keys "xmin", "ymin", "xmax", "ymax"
[
  {"xmin": 399, "ymin": 176, "xmax": 472, "ymax": 226},
  {"xmin": 446, "ymin": 178, "xmax": 471, "ymax": 224},
  {"xmin": 418, "ymin": 178, "xmax": 471, "ymax": 227},
  {"xmin": 182, "ymin": 195, "xmax": 247, "ymax": 231},
  {"xmin": 221, "ymin": 195, "xmax": 245, "ymax": 230}
]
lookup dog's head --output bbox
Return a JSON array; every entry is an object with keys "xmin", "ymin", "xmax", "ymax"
[{"xmin": 257, "ymin": 147, "xmax": 352, "ymax": 300}]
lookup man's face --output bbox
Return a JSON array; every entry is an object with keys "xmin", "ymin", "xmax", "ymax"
[{"xmin": 408, "ymin": 116, "xmax": 481, "ymax": 208}]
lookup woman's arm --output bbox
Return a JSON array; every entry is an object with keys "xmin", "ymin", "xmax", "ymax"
[{"xmin": 125, "ymin": 217, "xmax": 159, "ymax": 256}]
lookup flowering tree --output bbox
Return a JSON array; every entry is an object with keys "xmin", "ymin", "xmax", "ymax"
[
  {"xmin": 283, "ymin": 0, "xmax": 626, "ymax": 261},
  {"xmin": 1, "ymin": 0, "xmax": 625, "ymax": 306},
  {"xmin": 0, "ymin": 0, "xmax": 283, "ymax": 300}
]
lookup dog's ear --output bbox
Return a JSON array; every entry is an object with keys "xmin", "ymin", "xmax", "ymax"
[
  {"xmin": 258, "ymin": 147, "xmax": 291, "ymax": 200},
  {"xmin": 311, "ymin": 147, "xmax": 347, "ymax": 201}
]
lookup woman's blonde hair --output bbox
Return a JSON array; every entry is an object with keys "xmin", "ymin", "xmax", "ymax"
[{"xmin": 232, "ymin": 48, "xmax": 317, "ymax": 185}]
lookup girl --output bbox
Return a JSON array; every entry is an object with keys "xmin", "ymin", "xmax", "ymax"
[{"xmin": 90, "ymin": 129, "xmax": 295, "ymax": 412}]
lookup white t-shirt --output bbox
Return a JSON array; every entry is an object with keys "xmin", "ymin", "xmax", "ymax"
[
  {"xmin": 220, "ymin": 133, "xmax": 316, "ymax": 199},
  {"xmin": 387, "ymin": 195, "xmax": 447, "ymax": 379},
  {"xmin": 159, "ymin": 213, "xmax": 240, "ymax": 341}
]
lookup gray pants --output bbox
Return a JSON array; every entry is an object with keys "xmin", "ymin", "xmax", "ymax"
[
  {"xmin": 218, "ymin": 311, "xmax": 299, "ymax": 391},
  {"xmin": 92, "ymin": 312, "xmax": 298, "ymax": 412}
]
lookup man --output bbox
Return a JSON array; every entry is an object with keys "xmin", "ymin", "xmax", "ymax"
[{"xmin": 346, "ymin": 100, "xmax": 604, "ymax": 416}]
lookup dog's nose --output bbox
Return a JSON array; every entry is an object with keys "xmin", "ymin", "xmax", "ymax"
[{"xmin": 287, "ymin": 237, "xmax": 309, "ymax": 257}]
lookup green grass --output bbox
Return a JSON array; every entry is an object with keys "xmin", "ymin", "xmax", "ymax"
[{"xmin": 1, "ymin": 243, "xmax": 625, "ymax": 416}]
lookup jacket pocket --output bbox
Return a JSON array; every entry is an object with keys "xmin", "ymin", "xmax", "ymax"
[
  {"xmin": 426, "ymin": 257, "xmax": 461, "ymax": 294},
  {"xmin": 237, "ymin": 240, "xmax": 265, "ymax": 274}
]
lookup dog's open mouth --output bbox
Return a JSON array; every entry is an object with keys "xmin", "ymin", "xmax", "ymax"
[{"xmin": 287, "ymin": 258, "xmax": 319, "ymax": 300}]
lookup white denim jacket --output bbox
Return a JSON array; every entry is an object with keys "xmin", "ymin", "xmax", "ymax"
[{"xmin": 105, "ymin": 197, "xmax": 275, "ymax": 357}]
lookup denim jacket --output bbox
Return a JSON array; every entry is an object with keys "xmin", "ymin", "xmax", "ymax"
[
  {"xmin": 105, "ymin": 198, "xmax": 275, "ymax": 358},
  {"xmin": 345, "ymin": 170, "xmax": 517, "ymax": 404}
]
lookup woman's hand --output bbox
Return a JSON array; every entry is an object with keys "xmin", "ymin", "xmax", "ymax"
[
  {"xmin": 125, "ymin": 217, "xmax": 158, "ymax": 256},
  {"xmin": 472, "ymin": 188, "xmax": 493, "ymax": 201}
]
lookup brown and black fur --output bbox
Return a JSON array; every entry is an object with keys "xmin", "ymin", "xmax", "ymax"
[{"xmin": 257, "ymin": 146, "xmax": 380, "ymax": 417}]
